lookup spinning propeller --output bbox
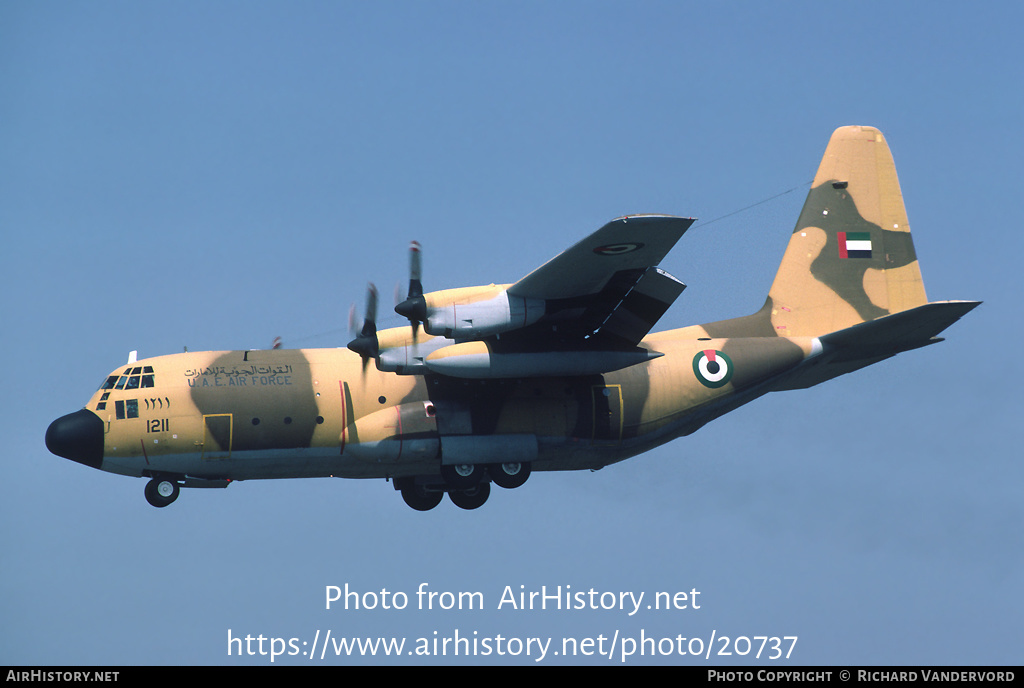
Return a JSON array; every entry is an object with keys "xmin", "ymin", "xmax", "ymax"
[
  {"xmin": 346, "ymin": 283, "xmax": 379, "ymax": 372},
  {"xmin": 347, "ymin": 242, "xmax": 426, "ymax": 371},
  {"xmin": 394, "ymin": 240, "xmax": 427, "ymax": 337}
]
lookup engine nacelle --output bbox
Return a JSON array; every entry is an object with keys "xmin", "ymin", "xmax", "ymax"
[
  {"xmin": 424, "ymin": 341, "xmax": 663, "ymax": 378},
  {"xmin": 374, "ymin": 329, "xmax": 450, "ymax": 376},
  {"xmin": 423, "ymin": 286, "xmax": 544, "ymax": 338}
]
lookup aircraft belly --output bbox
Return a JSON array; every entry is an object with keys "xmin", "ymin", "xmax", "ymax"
[
  {"xmin": 99, "ymin": 457, "xmax": 147, "ymax": 478},
  {"xmin": 136, "ymin": 446, "xmax": 441, "ymax": 481}
]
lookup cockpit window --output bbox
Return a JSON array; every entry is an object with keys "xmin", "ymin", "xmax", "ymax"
[{"xmin": 101, "ymin": 366, "xmax": 156, "ymax": 391}]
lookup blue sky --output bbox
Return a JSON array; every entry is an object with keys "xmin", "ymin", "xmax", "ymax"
[{"xmin": 2, "ymin": 1, "xmax": 1020, "ymax": 665}]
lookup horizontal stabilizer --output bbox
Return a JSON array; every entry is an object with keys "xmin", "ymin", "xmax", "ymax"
[
  {"xmin": 773, "ymin": 300, "xmax": 980, "ymax": 390},
  {"xmin": 819, "ymin": 300, "xmax": 980, "ymax": 360}
]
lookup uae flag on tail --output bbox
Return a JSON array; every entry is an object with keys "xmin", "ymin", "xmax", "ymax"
[{"xmin": 838, "ymin": 231, "xmax": 872, "ymax": 259}]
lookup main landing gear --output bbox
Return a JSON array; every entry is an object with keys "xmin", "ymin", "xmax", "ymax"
[{"xmin": 397, "ymin": 461, "xmax": 532, "ymax": 512}]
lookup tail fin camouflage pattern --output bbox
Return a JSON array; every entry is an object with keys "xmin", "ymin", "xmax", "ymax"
[
  {"xmin": 767, "ymin": 125, "xmax": 927, "ymax": 337},
  {"xmin": 700, "ymin": 125, "xmax": 979, "ymax": 389}
]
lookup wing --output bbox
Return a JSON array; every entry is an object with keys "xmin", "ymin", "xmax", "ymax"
[
  {"xmin": 374, "ymin": 214, "xmax": 695, "ymax": 378},
  {"xmin": 509, "ymin": 215, "xmax": 694, "ymax": 300},
  {"xmin": 503, "ymin": 214, "xmax": 694, "ymax": 349}
]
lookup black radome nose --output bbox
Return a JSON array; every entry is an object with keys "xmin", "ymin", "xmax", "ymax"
[{"xmin": 46, "ymin": 409, "xmax": 104, "ymax": 469}]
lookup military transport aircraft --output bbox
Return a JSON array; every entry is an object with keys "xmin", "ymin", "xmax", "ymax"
[{"xmin": 46, "ymin": 126, "xmax": 979, "ymax": 511}]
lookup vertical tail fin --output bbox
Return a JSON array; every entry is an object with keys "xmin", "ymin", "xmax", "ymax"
[{"xmin": 767, "ymin": 126, "xmax": 928, "ymax": 337}]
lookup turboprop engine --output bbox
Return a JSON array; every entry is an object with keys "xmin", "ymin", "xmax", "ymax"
[{"xmin": 398, "ymin": 284, "xmax": 545, "ymax": 339}]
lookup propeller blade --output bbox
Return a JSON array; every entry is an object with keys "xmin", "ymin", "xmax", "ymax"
[
  {"xmin": 408, "ymin": 240, "xmax": 422, "ymax": 299},
  {"xmin": 361, "ymin": 283, "xmax": 378, "ymax": 338},
  {"xmin": 395, "ymin": 241, "xmax": 426, "ymax": 331},
  {"xmin": 347, "ymin": 283, "xmax": 380, "ymax": 360}
]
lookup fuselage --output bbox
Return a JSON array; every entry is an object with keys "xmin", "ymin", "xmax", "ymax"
[{"xmin": 46, "ymin": 326, "xmax": 821, "ymax": 486}]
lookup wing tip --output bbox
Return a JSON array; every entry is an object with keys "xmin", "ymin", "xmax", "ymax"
[{"xmin": 612, "ymin": 214, "xmax": 697, "ymax": 223}]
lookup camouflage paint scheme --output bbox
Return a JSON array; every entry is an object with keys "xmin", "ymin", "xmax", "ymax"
[{"xmin": 46, "ymin": 126, "xmax": 979, "ymax": 510}]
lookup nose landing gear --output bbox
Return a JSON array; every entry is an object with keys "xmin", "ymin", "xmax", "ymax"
[{"xmin": 144, "ymin": 476, "xmax": 180, "ymax": 508}]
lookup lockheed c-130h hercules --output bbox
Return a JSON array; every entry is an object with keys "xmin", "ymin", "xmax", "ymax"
[{"xmin": 46, "ymin": 126, "xmax": 979, "ymax": 511}]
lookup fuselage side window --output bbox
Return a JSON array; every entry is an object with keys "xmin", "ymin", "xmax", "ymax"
[{"xmin": 114, "ymin": 399, "xmax": 140, "ymax": 420}]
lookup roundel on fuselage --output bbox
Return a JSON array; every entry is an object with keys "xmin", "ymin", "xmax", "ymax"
[{"xmin": 692, "ymin": 349, "xmax": 733, "ymax": 388}]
